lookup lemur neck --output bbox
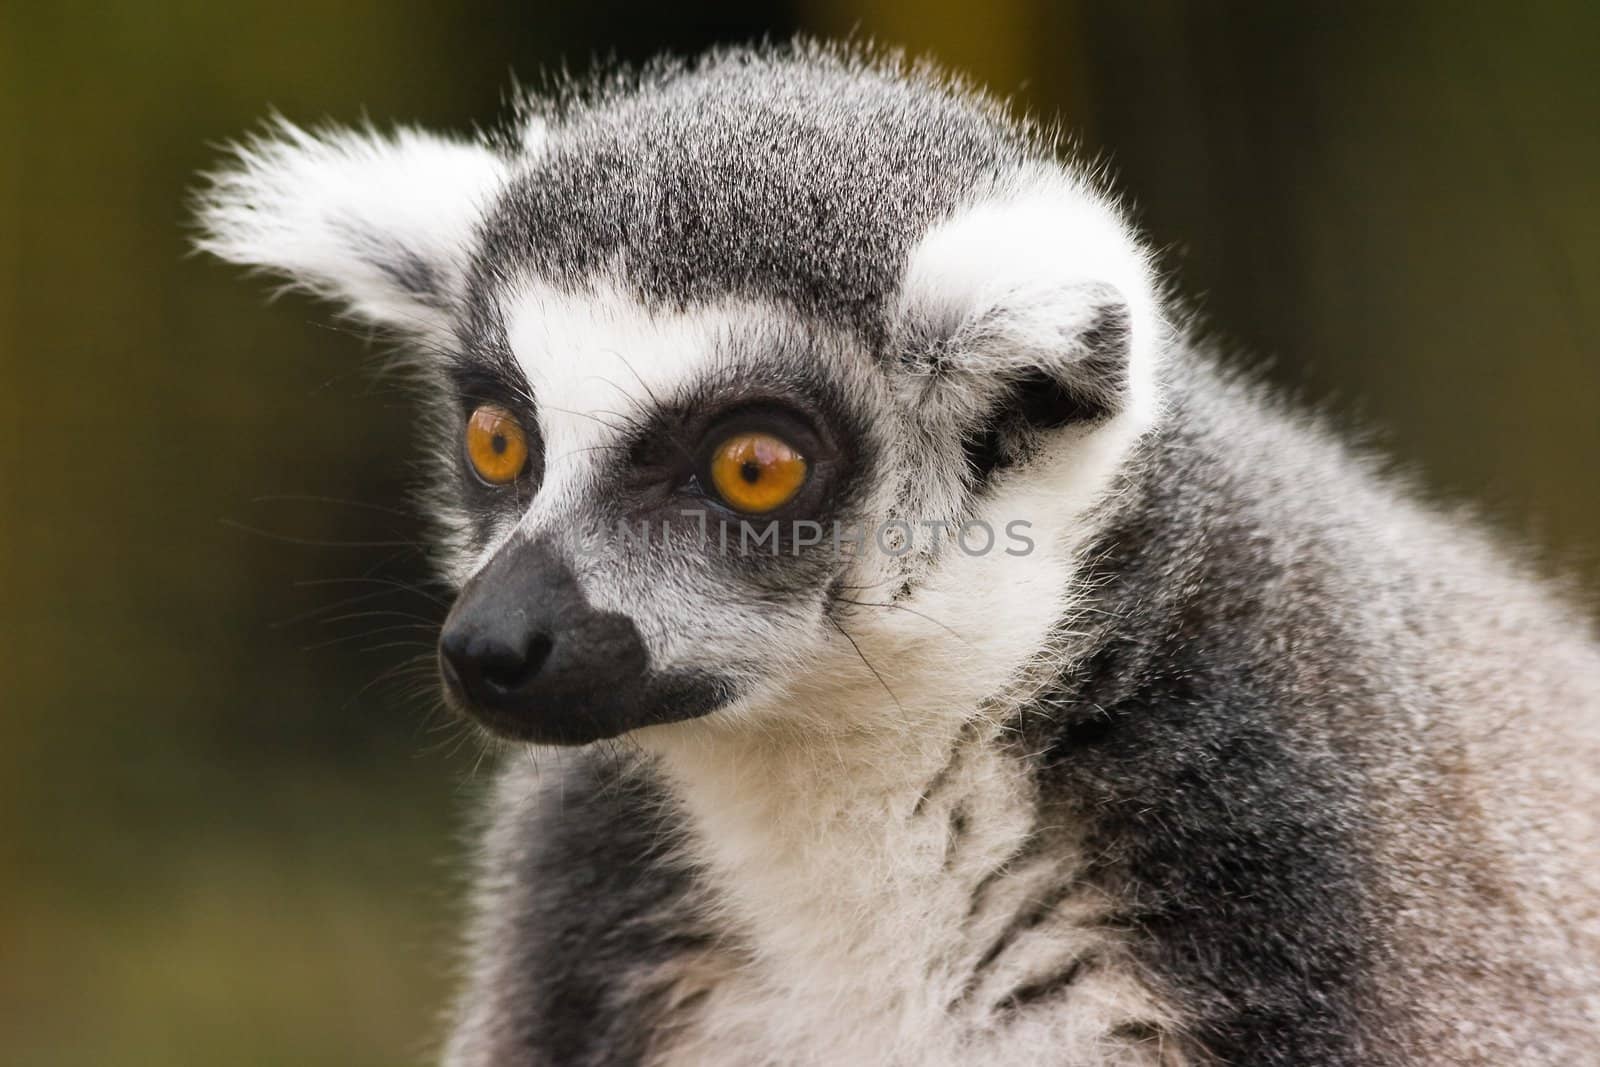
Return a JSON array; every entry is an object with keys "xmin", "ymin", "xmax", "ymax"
[{"xmin": 646, "ymin": 693, "xmax": 1047, "ymax": 999}]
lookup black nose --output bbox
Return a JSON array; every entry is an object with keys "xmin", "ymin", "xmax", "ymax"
[
  {"xmin": 436, "ymin": 538, "xmax": 655, "ymax": 744},
  {"xmin": 439, "ymin": 626, "xmax": 555, "ymax": 707}
]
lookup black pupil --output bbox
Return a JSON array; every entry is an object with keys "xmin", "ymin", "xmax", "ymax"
[
  {"xmin": 740, "ymin": 460, "xmax": 762, "ymax": 484},
  {"xmin": 491, "ymin": 433, "xmax": 507, "ymax": 455}
]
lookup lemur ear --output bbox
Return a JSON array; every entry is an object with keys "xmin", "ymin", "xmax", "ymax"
[
  {"xmin": 195, "ymin": 119, "xmax": 513, "ymax": 335},
  {"xmin": 893, "ymin": 172, "xmax": 1164, "ymax": 452}
]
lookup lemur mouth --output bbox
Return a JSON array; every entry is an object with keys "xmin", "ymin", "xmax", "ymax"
[
  {"xmin": 436, "ymin": 536, "xmax": 731, "ymax": 744},
  {"xmin": 438, "ymin": 644, "xmax": 730, "ymax": 745}
]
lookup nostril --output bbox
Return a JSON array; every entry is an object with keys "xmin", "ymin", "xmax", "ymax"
[
  {"xmin": 477, "ymin": 633, "xmax": 554, "ymax": 694},
  {"xmin": 525, "ymin": 634, "xmax": 554, "ymax": 675}
]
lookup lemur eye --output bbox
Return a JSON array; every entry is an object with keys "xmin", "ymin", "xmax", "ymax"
[
  {"xmin": 709, "ymin": 432, "xmax": 808, "ymax": 514},
  {"xmin": 465, "ymin": 405, "xmax": 530, "ymax": 486}
]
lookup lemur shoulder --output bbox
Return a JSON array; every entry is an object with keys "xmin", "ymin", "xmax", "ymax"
[{"xmin": 198, "ymin": 42, "xmax": 1600, "ymax": 1066}]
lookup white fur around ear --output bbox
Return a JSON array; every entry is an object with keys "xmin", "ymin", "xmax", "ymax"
[
  {"xmin": 895, "ymin": 167, "xmax": 1166, "ymax": 429},
  {"xmin": 195, "ymin": 118, "xmax": 517, "ymax": 335}
]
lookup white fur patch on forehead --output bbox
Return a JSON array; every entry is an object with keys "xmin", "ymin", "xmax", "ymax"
[
  {"xmin": 895, "ymin": 166, "xmax": 1166, "ymax": 427},
  {"xmin": 196, "ymin": 119, "xmax": 520, "ymax": 336},
  {"xmin": 501, "ymin": 279, "xmax": 767, "ymax": 497}
]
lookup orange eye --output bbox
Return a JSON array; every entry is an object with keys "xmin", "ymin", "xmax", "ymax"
[
  {"xmin": 465, "ymin": 405, "xmax": 530, "ymax": 485},
  {"xmin": 709, "ymin": 431, "xmax": 808, "ymax": 514}
]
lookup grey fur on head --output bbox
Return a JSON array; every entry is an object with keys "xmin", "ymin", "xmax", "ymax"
[{"xmin": 197, "ymin": 39, "xmax": 1600, "ymax": 1066}]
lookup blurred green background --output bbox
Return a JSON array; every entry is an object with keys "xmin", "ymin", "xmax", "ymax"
[{"xmin": 2, "ymin": 3, "xmax": 1595, "ymax": 1064}]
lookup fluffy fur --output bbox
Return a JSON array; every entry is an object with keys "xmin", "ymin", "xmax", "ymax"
[{"xmin": 197, "ymin": 41, "xmax": 1600, "ymax": 1065}]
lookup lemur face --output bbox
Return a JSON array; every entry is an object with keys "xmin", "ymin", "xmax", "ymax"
[
  {"xmin": 432, "ymin": 284, "xmax": 885, "ymax": 743},
  {"xmin": 199, "ymin": 47, "xmax": 1162, "ymax": 745}
]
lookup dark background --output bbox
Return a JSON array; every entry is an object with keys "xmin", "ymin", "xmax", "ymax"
[{"xmin": 2, "ymin": 3, "xmax": 1596, "ymax": 1063}]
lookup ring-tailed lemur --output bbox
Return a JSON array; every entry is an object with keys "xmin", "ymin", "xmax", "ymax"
[{"xmin": 197, "ymin": 42, "xmax": 1600, "ymax": 1067}]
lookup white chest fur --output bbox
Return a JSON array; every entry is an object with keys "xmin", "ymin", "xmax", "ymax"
[{"xmin": 642, "ymin": 710, "xmax": 1183, "ymax": 1067}]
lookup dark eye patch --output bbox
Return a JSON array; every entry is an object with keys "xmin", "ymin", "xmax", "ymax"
[
  {"xmin": 446, "ymin": 363, "xmax": 545, "ymax": 514},
  {"xmin": 597, "ymin": 344, "xmax": 873, "ymax": 541},
  {"xmin": 448, "ymin": 364, "xmax": 535, "ymax": 421}
]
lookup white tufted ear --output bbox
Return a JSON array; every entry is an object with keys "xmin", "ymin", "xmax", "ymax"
[
  {"xmin": 195, "ymin": 119, "xmax": 517, "ymax": 335},
  {"xmin": 893, "ymin": 169, "xmax": 1166, "ymax": 432}
]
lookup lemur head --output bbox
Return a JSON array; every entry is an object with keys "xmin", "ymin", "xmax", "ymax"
[{"xmin": 198, "ymin": 44, "xmax": 1163, "ymax": 747}]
